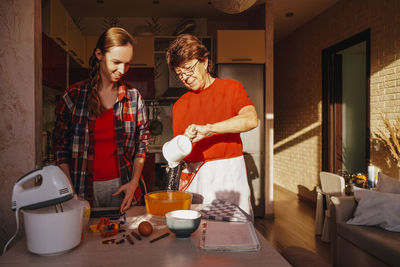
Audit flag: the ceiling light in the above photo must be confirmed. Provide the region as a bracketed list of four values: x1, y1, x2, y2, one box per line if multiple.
[211, 0, 256, 14]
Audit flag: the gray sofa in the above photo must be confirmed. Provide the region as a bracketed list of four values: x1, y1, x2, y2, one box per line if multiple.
[330, 196, 400, 267]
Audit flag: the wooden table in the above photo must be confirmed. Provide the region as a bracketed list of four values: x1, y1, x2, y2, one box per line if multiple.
[0, 206, 290, 267]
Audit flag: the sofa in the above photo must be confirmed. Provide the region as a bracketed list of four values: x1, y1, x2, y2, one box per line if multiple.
[330, 196, 400, 267]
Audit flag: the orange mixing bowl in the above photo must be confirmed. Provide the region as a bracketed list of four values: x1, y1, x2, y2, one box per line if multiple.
[145, 191, 192, 216]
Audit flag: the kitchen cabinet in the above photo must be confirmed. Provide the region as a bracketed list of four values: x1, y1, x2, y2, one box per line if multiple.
[49, 0, 68, 49]
[153, 36, 212, 98]
[85, 36, 155, 68]
[46, 0, 87, 67]
[69, 57, 89, 86]
[67, 16, 86, 66]
[123, 68, 155, 100]
[217, 30, 265, 63]
[154, 36, 212, 54]
[42, 33, 67, 91]
[81, 35, 87, 68]
[132, 36, 154, 68]
[86, 35, 98, 67]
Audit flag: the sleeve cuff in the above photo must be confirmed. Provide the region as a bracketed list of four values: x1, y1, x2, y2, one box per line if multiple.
[134, 152, 147, 159]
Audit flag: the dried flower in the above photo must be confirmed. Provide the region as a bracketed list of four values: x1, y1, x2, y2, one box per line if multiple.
[373, 114, 400, 167]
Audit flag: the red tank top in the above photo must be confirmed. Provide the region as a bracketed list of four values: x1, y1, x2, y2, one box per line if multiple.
[93, 108, 119, 181]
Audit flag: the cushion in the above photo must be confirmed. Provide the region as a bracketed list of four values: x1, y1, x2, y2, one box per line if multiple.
[376, 172, 400, 194]
[347, 189, 400, 232]
[337, 222, 400, 266]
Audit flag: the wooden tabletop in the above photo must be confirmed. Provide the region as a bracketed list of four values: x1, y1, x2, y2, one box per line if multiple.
[0, 205, 290, 267]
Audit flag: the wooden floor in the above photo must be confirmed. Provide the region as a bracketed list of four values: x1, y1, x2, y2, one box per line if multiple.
[254, 185, 331, 264]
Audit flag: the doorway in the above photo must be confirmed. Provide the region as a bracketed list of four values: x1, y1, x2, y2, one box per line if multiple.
[322, 30, 370, 174]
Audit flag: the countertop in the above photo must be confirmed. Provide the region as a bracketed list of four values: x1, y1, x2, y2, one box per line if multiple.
[0, 206, 290, 267]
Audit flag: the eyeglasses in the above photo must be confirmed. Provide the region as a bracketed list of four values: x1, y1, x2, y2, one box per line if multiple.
[175, 60, 199, 79]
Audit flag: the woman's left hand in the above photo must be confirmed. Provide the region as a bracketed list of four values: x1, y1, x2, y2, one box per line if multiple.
[112, 180, 138, 212]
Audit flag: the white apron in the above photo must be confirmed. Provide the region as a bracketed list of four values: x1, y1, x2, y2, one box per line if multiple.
[179, 155, 253, 218]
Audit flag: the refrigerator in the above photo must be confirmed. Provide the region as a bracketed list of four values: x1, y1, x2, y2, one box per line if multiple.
[217, 64, 265, 217]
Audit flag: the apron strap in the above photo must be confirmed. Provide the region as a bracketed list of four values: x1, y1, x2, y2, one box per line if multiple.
[179, 162, 205, 191]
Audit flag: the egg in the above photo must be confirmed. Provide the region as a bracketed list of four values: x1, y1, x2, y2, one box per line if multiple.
[138, 221, 153, 236]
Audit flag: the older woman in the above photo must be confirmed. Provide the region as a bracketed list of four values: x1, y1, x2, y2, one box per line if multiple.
[166, 34, 258, 217]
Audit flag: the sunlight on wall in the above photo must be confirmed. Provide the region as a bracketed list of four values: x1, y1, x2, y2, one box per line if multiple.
[274, 102, 322, 196]
[274, 102, 322, 151]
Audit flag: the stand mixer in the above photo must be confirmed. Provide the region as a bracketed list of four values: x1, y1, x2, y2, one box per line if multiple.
[4, 165, 90, 256]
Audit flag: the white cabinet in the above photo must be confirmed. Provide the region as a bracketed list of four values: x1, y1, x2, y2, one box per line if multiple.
[217, 30, 265, 63]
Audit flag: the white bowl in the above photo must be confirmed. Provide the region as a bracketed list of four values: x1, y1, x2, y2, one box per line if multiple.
[165, 210, 201, 238]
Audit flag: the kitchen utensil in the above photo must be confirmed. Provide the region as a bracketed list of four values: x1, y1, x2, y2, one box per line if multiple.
[4, 165, 90, 256]
[162, 135, 192, 168]
[162, 135, 191, 190]
[144, 191, 192, 216]
[97, 217, 119, 238]
[12, 165, 74, 211]
[22, 197, 87, 256]
[165, 210, 201, 238]
[149, 106, 163, 136]
[165, 163, 183, 190]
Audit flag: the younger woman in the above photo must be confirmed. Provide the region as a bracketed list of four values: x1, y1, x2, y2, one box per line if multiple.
[53, 27, 150, 212]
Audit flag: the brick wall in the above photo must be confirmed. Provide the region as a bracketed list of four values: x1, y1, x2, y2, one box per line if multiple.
[274, 0, 400, 202]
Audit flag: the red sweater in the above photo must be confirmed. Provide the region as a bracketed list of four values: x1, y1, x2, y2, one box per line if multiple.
[173, 78, 253, 162]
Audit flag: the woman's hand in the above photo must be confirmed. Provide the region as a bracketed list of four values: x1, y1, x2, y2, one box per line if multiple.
[112, 180, 138, 212]
[182, 105, 258, 143]
[184, 124, 197, 141]
[184, 124, 213, 143]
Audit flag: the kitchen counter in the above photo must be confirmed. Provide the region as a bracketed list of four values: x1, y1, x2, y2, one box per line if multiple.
[0, 206, 290, 267]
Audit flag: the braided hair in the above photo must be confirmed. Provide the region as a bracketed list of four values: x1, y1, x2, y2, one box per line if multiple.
[87, 27, 135, 116]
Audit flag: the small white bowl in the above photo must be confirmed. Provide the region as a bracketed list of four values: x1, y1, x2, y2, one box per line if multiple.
[165, 210, 201, 238]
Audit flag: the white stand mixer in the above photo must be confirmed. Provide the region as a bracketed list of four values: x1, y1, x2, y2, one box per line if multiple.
[4, 165, 90, 256]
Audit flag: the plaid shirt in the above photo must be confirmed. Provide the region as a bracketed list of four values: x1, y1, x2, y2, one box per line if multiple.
[53, 79, 150, 203]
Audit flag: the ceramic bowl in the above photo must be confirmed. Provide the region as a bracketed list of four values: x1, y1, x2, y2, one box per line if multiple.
[165, 210, 201, 238]
[145, 191, 192, 216]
